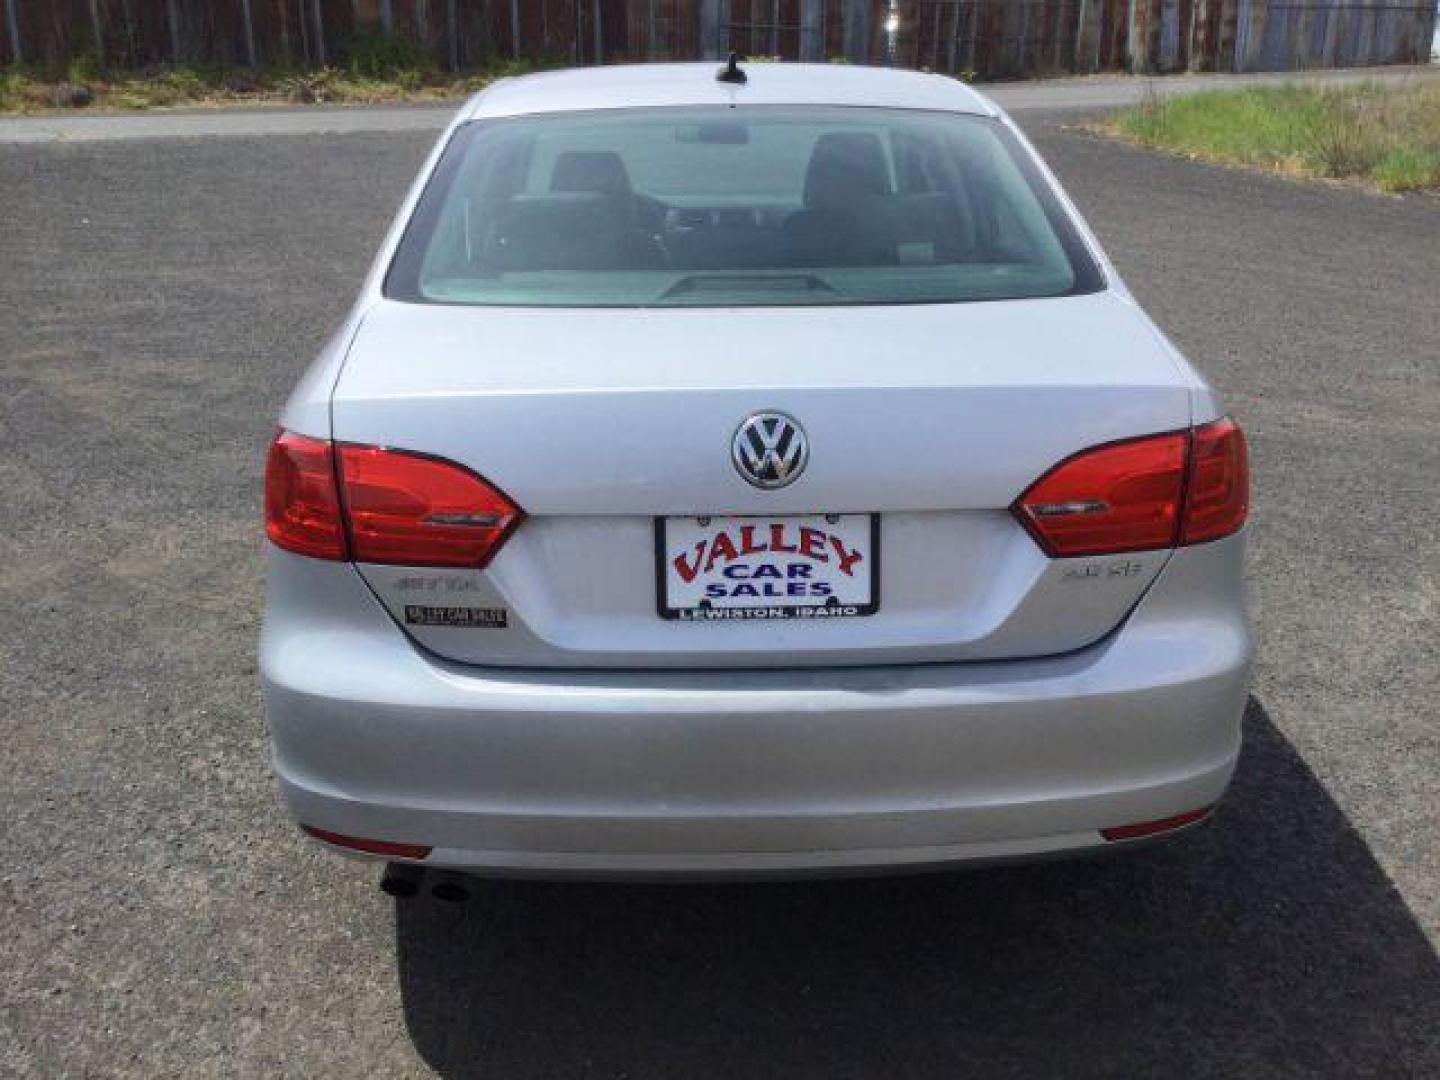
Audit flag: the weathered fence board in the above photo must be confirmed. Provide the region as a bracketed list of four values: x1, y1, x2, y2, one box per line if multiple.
[1, 0, 1434, 77]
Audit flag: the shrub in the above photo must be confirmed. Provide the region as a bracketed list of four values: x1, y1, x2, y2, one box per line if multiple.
[1372, 147, 1440, 192]
[1106, 82, 1440, 193]
[345, 30, 435, 80]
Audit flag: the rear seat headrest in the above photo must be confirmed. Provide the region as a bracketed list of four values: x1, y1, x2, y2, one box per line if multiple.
[484, 193, 658, 272]
[803, 132, 891, 212]
[550, 151, 634, 198]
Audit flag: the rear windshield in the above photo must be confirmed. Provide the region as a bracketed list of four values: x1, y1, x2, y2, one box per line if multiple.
[386, 106, 1104, 308]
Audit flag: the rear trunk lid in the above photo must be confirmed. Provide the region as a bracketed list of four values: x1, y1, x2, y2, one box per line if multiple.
[332, 292, 1192, 668]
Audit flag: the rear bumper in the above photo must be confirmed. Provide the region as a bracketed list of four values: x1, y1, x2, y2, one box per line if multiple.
[262, 534, 1250, 876]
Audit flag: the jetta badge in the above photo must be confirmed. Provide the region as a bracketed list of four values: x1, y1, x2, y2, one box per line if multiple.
[732, 412, 808, 490]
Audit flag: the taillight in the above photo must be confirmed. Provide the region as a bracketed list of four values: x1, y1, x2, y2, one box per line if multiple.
[336, 443, 522, 568]
[1012, 432, 1188, 557]
[1012, 418, 1248, 557]
[264, 431, 347, 560]
[263, 431, 523, 567]
[1181, 418, 1249, 545]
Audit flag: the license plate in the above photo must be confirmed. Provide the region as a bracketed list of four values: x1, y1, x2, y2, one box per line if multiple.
[656, 514, 878, 621]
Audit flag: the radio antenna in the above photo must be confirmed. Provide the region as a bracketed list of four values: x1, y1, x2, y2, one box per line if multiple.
[716, 52, 748, 85]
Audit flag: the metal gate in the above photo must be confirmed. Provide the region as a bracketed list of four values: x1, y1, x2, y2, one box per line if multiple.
[704, 0, 830, 60]
[904, 1, 1085, 76]
[4, 0, 1435, 77]
[699, 1, 1137, 77]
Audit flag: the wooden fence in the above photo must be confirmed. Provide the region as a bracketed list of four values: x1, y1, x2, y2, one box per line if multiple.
[2, 0, 1434, 76]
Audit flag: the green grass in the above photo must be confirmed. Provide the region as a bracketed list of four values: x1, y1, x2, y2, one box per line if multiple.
[0, 47, 559, 113]
[1105, 81, 1440, 193]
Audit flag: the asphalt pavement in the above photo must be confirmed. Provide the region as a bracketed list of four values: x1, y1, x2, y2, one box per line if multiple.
[1, 91, 1437, 1076]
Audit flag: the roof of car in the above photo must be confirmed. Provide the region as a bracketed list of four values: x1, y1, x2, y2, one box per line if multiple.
[461, 62, 999, 122]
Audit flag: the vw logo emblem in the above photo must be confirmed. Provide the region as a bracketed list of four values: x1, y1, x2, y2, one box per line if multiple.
[732, 412, 808, 490]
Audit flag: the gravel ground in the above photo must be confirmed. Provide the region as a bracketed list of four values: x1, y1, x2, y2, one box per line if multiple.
[0, 109, 1436, 1076]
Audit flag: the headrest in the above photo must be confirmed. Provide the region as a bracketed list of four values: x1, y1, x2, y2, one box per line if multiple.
[550, 151, 633, 198]
[803, 132, 890, 211]
[486, 193, 633, 271]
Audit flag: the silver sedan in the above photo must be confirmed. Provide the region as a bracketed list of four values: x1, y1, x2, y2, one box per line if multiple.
[261, 61, 1251, 882]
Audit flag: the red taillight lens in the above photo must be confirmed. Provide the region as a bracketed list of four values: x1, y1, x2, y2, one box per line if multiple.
[336, 443, 522, 568]
[1013, 418, 1249, 557]
[264, 431, 523, 567]
[1012, 432, 1189, 557]
[264, 431, 347, 560]
[1181, 418, 1249, 545]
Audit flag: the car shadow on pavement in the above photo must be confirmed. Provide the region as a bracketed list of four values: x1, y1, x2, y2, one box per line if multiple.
[394, 698, 1440, 1078]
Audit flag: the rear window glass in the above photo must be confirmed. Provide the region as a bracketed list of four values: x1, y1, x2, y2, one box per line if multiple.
[386, 106, 1104, 308]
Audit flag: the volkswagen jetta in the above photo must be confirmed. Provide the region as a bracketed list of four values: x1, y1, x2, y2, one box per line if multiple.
[262, 61, 1251, 879]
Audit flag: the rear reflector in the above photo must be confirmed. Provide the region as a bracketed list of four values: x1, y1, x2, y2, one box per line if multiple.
[301, 825, 432, 860]
[264, 431, 347, 560]
[1101, 805, 1215, 842]
[263, 431, 523, 568]
[1012, 418, 1249, 558]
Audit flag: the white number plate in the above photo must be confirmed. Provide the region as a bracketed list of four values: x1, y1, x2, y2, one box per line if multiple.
[657, 514, 878, 621]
